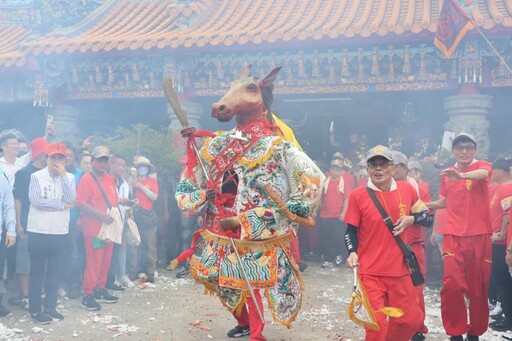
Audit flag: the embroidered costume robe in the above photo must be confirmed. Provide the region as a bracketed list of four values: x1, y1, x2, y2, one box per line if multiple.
[175, 125, 324, 326]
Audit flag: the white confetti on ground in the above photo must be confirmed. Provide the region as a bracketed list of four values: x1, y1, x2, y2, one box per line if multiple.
[91, 314, 120, 324]
[424, 287, 510, 340]
[165, 278, 194, 289]
[106, 323, 140, 336]
[0, 324, 25, 341]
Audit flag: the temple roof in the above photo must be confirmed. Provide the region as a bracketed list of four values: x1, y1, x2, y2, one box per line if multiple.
[0, 24, 32, 67]
[1, 0, 512, 67]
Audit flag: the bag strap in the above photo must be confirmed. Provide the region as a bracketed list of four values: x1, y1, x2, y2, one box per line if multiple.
[365, 187, 410, 256]
[91, 173, 112, 209]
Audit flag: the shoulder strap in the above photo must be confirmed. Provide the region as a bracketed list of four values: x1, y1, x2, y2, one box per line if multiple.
[365, 187, 410, 256]
[91, 173, 112, 209]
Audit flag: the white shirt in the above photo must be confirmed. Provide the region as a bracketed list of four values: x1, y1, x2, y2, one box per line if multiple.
[0, 153, 30, 188]
[115, 177, 130, 222]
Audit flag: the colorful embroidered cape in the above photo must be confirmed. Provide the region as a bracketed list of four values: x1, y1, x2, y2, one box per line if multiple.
[175, 122, 324, 327]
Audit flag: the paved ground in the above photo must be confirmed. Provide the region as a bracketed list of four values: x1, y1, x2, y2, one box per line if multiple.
[0, 263, 509, 340]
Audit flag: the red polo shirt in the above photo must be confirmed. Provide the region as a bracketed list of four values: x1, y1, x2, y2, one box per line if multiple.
[344, 181, 420, 277]
[320, 173, 353, 218]
[76, 172, 118, 238]
[440, 160, 492, 236]
[135, 176, 159, 211]
[490, 181, 512, 245]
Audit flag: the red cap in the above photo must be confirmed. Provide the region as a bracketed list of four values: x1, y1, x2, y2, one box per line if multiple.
[47, 142, 67, 157]
[30, 137, 49, 161]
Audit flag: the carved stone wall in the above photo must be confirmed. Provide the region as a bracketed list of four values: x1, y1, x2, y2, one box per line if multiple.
[444, 94, 493, 157]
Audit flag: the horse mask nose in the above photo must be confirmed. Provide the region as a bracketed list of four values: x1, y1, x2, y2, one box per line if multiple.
[211, 102, 228, 118]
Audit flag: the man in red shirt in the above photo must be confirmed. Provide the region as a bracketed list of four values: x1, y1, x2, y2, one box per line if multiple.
[133, 156, 159, 283]
[77, 146, 119, 311]
[391, 151, 431, 341]
[426, 133, 492, 341]
[488, 157, 512, 331]
[344, 145, 432, 341]
[409, 160, 431, 200]
[318, 159, 353, 268]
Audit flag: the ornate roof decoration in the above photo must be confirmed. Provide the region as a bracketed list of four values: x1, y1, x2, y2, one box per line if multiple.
[0, 24, 32, 67]
[0, 0, 102, 28]
[21, 0, 209, 55]
[0, 0, 511, 68]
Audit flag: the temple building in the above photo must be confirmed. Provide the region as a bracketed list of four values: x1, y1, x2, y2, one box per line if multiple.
[0, 0, 511, 160]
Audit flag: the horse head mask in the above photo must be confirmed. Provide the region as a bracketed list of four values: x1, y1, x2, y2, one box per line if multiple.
[211, 65, 282, 126]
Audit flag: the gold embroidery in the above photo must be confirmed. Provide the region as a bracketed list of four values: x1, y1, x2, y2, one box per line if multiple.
[466, 180, 473, 190]
[399, 203, 407, 217]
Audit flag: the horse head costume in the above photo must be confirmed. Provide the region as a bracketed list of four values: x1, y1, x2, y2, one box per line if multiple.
[174, 64, 324, 337]
[212, 65, 280, 125]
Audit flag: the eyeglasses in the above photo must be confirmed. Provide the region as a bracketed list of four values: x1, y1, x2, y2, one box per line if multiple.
[368, 162, 392, 169]
[453, 144, 476, 152]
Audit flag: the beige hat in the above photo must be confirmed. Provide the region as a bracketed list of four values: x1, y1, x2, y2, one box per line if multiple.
[408, 160, 422, 171]
[135, 156, 156, 173]
[452, 132, 477, 149]
[366, 145, 393, 163]
[332, 152, 344, 160]
[91, 145, 110, 159]
[392, 151, 408, 166]
[330, 159, 343, 168]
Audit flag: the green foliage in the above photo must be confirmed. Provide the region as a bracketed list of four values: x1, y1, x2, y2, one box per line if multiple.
[95, 124, 181, 184]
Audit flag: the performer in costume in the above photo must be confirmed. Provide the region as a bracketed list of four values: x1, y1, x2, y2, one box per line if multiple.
[173, 66, 324, 340]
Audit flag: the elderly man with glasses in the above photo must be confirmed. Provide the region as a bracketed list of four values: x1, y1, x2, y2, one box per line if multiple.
[344, 145, 432, 341]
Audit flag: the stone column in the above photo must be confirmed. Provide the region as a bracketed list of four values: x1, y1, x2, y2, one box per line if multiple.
[167, 101, 204, 132]
[48, 103, 80, 142]
[443, 94, 493, 157]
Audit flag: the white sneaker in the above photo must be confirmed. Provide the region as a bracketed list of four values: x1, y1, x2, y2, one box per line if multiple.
[119, 275, 134, 288]
[321, 261, 334, 268]
[490, 302, 503, 317]
[335, 255, 343, 266]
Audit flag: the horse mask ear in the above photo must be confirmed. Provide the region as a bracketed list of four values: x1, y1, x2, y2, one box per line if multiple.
[238, 64, 252, 78]
[260, 66, 282, 88]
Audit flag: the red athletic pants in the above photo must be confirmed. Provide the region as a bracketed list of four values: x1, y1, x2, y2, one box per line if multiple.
[234, 290, 266, 341]
[411, 242, 428, 334]
[441, 234, 491, 336]
[290, 234, 303, 264]
[361, 274, 423, 341]
[83, 236, 113, 295]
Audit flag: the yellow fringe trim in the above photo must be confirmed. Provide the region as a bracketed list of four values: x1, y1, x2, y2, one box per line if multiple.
[188, 233, 303, 327]
[189, 257, 248, 317]
[200, 229, 293, 253]
[264, 246, 304, 329]
[199, 136, 283, 171]
[237, 137, 283, 169]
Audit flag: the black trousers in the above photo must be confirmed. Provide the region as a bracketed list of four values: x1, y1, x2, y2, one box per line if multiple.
[0, 228, 16, 283]
[28, 232, 67, 314]
[318, 217, 347, 263]
[491, 243, 512, 318]
[62, 223, 85, 288]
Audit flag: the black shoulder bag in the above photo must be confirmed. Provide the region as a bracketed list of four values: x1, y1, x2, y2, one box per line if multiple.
[366, 187, 425, 286]
[90, 173, 113, 209]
